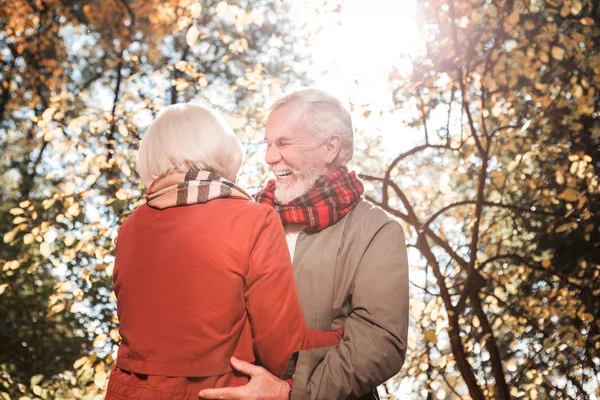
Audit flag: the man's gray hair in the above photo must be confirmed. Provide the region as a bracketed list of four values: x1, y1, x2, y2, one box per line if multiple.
[270, 89, 354, 167]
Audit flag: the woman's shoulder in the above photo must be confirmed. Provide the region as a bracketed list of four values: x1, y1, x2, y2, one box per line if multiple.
[217, 197, 275, 216]
[120, 200, 278, 229]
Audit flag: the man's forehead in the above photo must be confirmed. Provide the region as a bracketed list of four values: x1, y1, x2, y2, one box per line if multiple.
[269, 100, 310, 122]
[266, 110, 307, 138]
[263, 132, 295, 142]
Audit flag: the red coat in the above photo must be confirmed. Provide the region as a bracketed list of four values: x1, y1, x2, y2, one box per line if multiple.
[106, 198, 340, 399]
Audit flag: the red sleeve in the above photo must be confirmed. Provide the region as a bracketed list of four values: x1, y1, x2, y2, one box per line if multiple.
[245, 208, 341, 377]
[302, 325, 344, 349]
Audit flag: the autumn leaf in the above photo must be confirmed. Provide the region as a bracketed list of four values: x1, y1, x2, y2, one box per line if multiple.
[190, 3, 202, 18]
[556, 222, 578, 233]
[503, 11, 519, 32]
[551, 46, 565, 61]
[558, 188, 580, 202]
[109, 328, 121, 343]
[40, 242, 51, 258]
[423, 330, 437, 344]
[185, 25, 200, 47]
[94, 363, 107, 388]
[0, 283, 9, 295]
[580, 17, 594, 26]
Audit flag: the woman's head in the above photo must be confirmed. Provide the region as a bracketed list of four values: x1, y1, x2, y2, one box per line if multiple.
[136, 103, 244, 187]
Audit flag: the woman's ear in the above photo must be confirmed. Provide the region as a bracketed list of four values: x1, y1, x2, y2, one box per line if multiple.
[323, 134, 342, 165]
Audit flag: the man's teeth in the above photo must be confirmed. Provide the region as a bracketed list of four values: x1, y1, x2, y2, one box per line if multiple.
[275, 170, 292, 178]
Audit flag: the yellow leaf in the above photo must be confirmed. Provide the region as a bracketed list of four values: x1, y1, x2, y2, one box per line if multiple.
[94, 362, 107, 388]
[216, 1, 228, 17]
[541, 257, 551, 268]
[70, 302, 84, 313]
[23, 233, 34, 245]
[94, 369, 107, 388]
[19, 200, 31, 208]
[490, 171, 506, 188]
[551, 46, 565, 60]
[423, 329, 437, 344]
[49, 303, 65, 315]
[0, 283, 9, 295]
[3, 230, 16, 244]
[486, 4, 498, 18]
[42, 198, 56, 209]
[115, 189, 128, 200]
[185, 25, 200, 47]
[9, 208, 24, 215]
[190, 3, 202, 18]
[579, 313, 594, 322]
[40, 242, 51, 258]
[559, 188, 580, 202]
[571, 1, 583, 15]
[32, 385, 42, 396]
[556, 222, 578, 233]
[109, 328, 121, 343]
[64, 235, 76, 246]
[524, 20, 535, 30]
[93, 333, 108, 348]
[42, 107, 57, 122]
[503, 11, 520, 31]
[67, 203, 80, 217]
[494, 287, 505, 298]
[73, 356, 88, 369]
[30, 374, 43, 387]
[118, 124, 128, 137]
[580, 17, 594, 26]
[175, 81, 189, 91]
[3, 260, 20, 271]
[570, 123, 584, 131]
[438, 173, 451, 194]
[12, 216, 27, 224]
[506, 283, 518, 295]
[175, 61, 188, 71]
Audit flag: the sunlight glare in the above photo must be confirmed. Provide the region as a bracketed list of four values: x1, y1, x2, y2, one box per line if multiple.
[303, 0, 421, 106]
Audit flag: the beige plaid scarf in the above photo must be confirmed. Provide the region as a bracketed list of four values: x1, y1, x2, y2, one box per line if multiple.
[146, 166, 252, 209]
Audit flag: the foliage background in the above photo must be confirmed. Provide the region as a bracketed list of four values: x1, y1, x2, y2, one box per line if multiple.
[0, 0, 598, 399]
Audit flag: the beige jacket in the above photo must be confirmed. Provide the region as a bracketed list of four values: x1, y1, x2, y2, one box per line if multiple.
[286, 200, 409, 400]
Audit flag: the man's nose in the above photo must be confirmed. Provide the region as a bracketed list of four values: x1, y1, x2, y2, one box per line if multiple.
[265, 145, 282, 165]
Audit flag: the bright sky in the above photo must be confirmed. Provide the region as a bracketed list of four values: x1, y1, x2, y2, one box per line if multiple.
[301, 0, 420, 99]
[292, 1, 422, 396]
[292, 0, 424, 160]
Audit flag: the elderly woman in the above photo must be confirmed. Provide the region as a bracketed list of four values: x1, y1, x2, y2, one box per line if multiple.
[105, 104, 342, 399]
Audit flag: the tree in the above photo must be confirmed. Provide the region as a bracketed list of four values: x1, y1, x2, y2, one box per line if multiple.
[363, 0, 599, 398]
[1, 0, 304, 398]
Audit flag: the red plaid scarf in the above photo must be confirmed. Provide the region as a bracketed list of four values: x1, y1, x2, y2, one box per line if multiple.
[255, 167, 364, 232]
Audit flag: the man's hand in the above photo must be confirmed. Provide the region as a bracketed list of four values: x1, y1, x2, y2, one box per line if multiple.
[198, 357, 290, 400]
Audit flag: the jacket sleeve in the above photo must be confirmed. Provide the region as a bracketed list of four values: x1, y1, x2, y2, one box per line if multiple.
[245, 208, 341, 377]
[290, 221, 409, 400]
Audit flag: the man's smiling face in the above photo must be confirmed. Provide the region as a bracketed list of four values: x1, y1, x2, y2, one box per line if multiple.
[264, 102, 329, 204]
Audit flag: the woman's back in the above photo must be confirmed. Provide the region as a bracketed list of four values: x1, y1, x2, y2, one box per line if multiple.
[114, 198, 279, 378]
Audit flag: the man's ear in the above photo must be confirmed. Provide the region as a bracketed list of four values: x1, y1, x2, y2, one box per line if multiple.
[323, 134, 342, 165]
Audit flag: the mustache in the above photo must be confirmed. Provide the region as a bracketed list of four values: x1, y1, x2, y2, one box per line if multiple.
[270, 164, 296, 172]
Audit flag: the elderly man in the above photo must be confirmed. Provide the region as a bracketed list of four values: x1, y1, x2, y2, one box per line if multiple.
[200, 89, 409, 400]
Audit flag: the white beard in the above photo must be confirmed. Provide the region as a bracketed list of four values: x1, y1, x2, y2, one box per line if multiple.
[273, 161, 322, 205]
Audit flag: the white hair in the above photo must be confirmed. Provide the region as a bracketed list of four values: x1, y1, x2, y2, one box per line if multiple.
[136, 103, 244, 188]
[270, 88, 354, 167]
